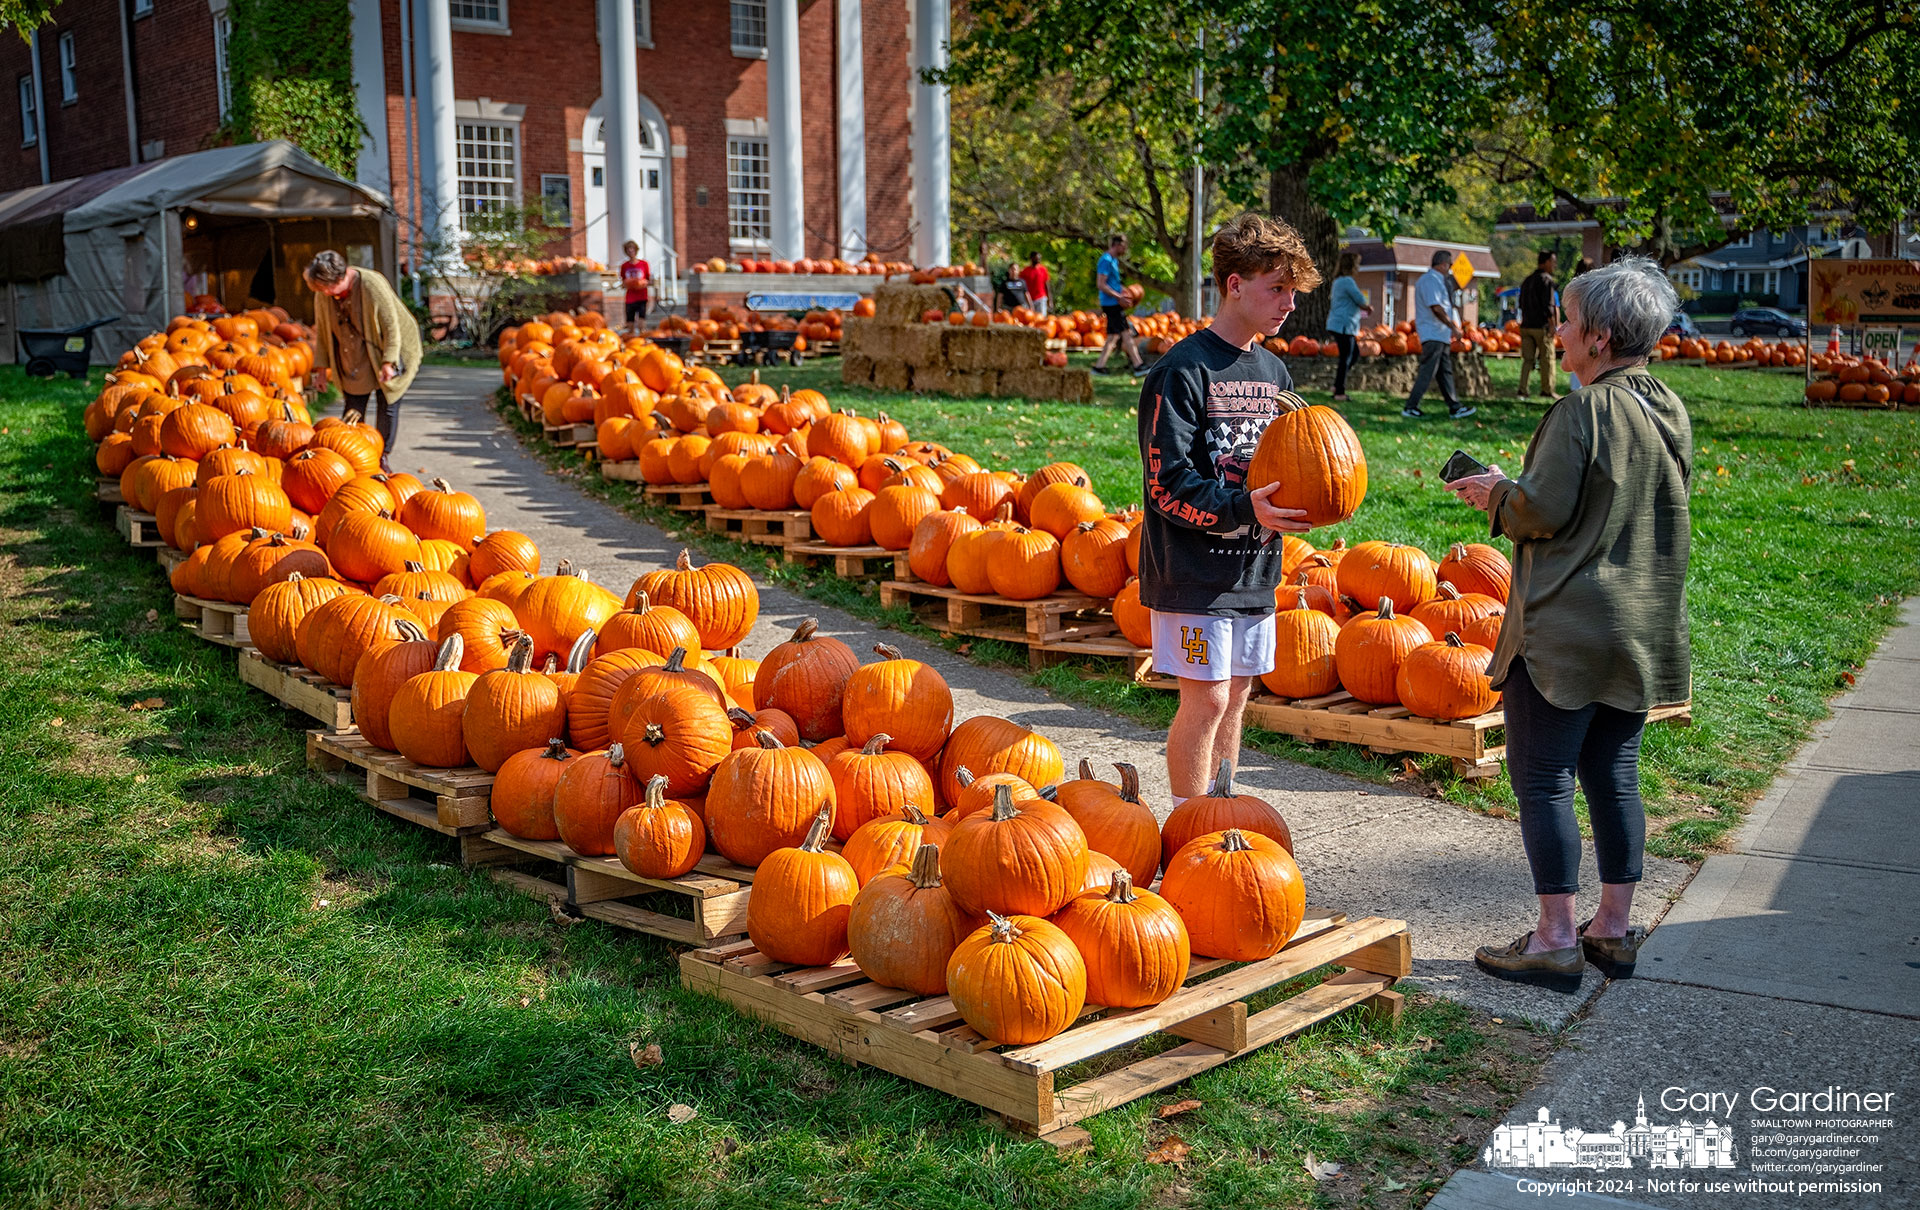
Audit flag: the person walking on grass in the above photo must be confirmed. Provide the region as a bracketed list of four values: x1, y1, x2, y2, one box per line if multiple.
[1446, 256, 1692, 992]
[1018, 252, 1052, 317]
[1325, 250, 1372, 402]
[1403, 249, 1476, 420]
[1137, 212, 1320, 807]
[1517, 249, 1561, 398]
[619, 241, 651, 335]
[305, 251, 422, 473]
[1093, 234, 1146, 377]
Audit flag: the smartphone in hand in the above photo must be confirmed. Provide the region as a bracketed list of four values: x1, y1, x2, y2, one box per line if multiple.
[1441, 449, 1490, 483]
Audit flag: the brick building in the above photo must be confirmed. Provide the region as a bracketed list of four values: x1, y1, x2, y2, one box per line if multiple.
[0, 0, 948, 293]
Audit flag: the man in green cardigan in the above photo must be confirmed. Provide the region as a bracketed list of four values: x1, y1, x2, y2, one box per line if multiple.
[305, 251, 423, 471]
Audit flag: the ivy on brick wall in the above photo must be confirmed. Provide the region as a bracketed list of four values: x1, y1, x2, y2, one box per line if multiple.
[220, 0, 365, 178]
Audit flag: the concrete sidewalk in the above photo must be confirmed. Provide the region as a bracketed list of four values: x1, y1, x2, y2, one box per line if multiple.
[1438, 598, 1920, 1208]
[392, 366, 1691, 1026]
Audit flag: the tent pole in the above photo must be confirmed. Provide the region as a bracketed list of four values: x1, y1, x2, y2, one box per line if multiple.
[400, 0, 420, 304]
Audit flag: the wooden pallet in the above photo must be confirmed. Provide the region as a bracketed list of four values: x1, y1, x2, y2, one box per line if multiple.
[545, 422, 595, 448]
[877, 579, 1115, 646]
[601, 459, 647, 481]
[115, 506, 164, 547]
[1243, 690, 1693, 779]
[645, 482, 715, 510]
[803, 340, 842, 359]
[236, 647, 354, 731]
[174, 593, 252, 648]
[782, 541, 895, 578]
[1029, 632, 1155, 678]
[705, 507, 813, 545]
[681, 908, 1409, 1150]
[461, 830, 756, 946]
[96, 478, 124, 505]
[154, 546, 186, 576]
[306, 729, 494, 836]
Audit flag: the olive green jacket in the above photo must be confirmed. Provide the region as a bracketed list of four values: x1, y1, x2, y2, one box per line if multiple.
[311, 267, 422, 402]
[1485, 366, 1694, 712]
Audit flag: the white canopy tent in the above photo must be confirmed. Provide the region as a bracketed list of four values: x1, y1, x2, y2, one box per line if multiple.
[0, 140, 395, 364]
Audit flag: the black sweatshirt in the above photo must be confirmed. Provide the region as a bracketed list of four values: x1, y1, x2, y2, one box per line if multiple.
[1136, 328, 1293, 615]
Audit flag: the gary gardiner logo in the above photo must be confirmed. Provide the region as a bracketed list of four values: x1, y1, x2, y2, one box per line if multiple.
[1484, 1094, 1738, 1170]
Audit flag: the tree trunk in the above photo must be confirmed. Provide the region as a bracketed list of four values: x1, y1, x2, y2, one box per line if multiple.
[1268, 161, 1340, 339]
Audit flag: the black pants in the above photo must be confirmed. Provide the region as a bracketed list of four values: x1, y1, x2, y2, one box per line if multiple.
[1505, 659, 1648, 895]
[1330, 332, 1358, 396]
[1407, 339, 1459, 410]
[342, 388, 395, 471]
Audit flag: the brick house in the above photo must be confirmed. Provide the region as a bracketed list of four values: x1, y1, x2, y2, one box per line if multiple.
[1343, 237, 1500, 330]
[0, 0, 944, 301]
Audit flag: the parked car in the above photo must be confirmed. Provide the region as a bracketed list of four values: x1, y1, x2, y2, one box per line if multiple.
[1666, 312, 1702, 339]
[1730, 307, 1807, 337]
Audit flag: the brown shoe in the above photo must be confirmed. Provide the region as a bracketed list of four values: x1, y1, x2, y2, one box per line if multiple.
[1474, 931, 1585, 992]
[1579, 920, 1646, 980]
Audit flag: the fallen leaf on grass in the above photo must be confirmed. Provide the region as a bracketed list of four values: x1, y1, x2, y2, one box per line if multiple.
[1382, 1177, 1408, 1191]
[144, 609, 159, 622]
[129, 697, 166, 711]
[630, 1041, 664, 1070]
[667, 1103, 699, 1124]
[49, 718, 64, 728]
[1157, 1099, 1203, 1120]
[1304, 1154, 1344, 1181]
[519, 997, 532, 1008]
[133, 774, 147, 783]
[548, 899, 585, 927]
[1400, 758, 1420, 779]
[1144, 1136, 1190, 1166]
[1410, 1035, 1436, 1052]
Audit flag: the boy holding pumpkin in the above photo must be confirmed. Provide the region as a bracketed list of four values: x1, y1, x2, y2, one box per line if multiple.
[1136, 212, 1320, 805]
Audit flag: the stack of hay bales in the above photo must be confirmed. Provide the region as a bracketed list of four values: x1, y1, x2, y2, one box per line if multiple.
[843, 283, 1094, 403]
[1281, 349, 1492, 399]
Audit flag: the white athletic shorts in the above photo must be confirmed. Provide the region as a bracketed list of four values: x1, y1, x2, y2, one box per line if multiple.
[1149, 611, 1277, 681]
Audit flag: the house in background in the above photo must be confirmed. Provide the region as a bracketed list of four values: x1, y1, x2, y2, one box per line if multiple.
[1341, 237, 1501, 330]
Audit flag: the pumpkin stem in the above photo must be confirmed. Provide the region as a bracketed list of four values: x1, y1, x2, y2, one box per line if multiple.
[907, 843, 942, 889]
[1437, 581, 1461, 600]
[540, 653, 560, 674]
[286, 572, 305, 583]
[1077, 757, 1095, 781]
[1449, 541, 1468, 561]
[642, 722, 666, 745]
[675, 548, 692, 571]
[861, 733, 893, 755]
[607, 742, 626, 767]
[542, 738, 569, 760]
[985, 911, 1021, 943]
[644, 774, 669, 810]
[1115, 762, 1141, 803]
[898, 801, 931, 826]
[432, 477, 453, 492]
[400, 559, 425, 573]
[1107, 869, 1138, 904]
[799, 805, 833, 852]
[726, 706, 757, 731]
[1075, 520, 1096, 534]
[871, 642, 903, 662]
[753, 729, 785, 750]
[432, 632, 464, 671]
[1037, 784, 1058, 801]
[1219, 828, 1253, 853]
[565, 629, 596, 673]
[1377, 597, 1396, 620]
[505, 632, 535, 673]
[1445, 631, 1466, 648]
[1291, 587, 1312, 611]
[954, 766, 976, 788]
[631, 590, 653, 614]
[988, 783, 1020, 821]
[789, 618, 819, 643]
[1207, 757, 1234, 799]
[395, 619, 429, 642]
[663, 646, 689, 672]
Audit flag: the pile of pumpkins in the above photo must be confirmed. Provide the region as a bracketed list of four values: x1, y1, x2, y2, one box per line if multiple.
[691, 254, 981, 279]
[641, 305, 846, 353]
[1803, 352, 1920, 406]
[1113, 535, 1514, 722]
[1265, 319, 1520, 361]
[1667, 334, 1808, 367]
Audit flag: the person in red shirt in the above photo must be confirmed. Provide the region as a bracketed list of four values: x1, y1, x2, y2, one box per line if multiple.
[1017, 252, 1051, 316]
[619, 240, 650, 333]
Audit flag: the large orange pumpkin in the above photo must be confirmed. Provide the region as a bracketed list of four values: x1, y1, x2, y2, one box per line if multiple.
[1161, 828, 1306, 960]
[1244, 392, 1367, 527]
[847, 843, 979, 994]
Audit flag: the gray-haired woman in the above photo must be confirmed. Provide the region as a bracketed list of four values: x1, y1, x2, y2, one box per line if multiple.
[1445, 255, 1693, 992]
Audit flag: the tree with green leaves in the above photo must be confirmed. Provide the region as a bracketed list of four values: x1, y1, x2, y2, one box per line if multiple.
[938, 0, 1492, 335]
[219, 0, 366, 178]
[1475, 1, 1919, 264]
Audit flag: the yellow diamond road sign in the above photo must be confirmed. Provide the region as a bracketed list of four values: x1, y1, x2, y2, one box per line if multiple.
[1451, 252, 1476, 290]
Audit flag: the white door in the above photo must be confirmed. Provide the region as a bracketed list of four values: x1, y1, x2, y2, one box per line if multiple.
[582, 96, 672, 275]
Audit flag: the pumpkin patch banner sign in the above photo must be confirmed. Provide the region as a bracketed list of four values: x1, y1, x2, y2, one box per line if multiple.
[1808, 258, 1920, 326]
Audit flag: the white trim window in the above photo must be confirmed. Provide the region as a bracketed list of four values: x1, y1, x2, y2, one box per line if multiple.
[449, 0, 507, 31]
[1727, 232, 1754, 250]
[18, 75, 37, 146]
[213, 11, 234, 119]
[1734, 270, 1780, 296]
[1668, 267, 1703, 292]
[726, 135, 771, 248]
[57, 32, 76, 103]
[634, 0, 652, 48]
[456, 119, 519, 221]
[731, 0, 767, 57]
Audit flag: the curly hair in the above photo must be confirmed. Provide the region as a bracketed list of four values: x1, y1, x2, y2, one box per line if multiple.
[1211, 212, 1323, 293]
[304, 250, 349, 285]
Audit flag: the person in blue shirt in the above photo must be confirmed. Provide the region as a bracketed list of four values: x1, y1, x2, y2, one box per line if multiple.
[1324, 250, 1372, 402]
[1092, 234, 1147, 377]
[1403, 249, 1476, 420]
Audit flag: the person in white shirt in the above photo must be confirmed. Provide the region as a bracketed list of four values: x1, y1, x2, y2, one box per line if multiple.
[1403, 250, 1475, 420]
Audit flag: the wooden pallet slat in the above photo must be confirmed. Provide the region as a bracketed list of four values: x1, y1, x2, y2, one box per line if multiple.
[237, 647, 353, 730]
[115, 506, 164, 548]
[877, 580, 1115, 645]
[782, 541, 895, 578]
[705, 507, 813, 546]
[644, 483, 716, 511]
[600, 460, 647, 481]
[173, 593, 251, 648]
[96, 478, 125, 505]
[462, 829, 753, 945]
[544, 422, 595, 448]
[306, 729, 493, 835]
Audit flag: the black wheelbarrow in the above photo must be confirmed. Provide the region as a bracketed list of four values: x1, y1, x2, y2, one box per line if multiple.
[19, 316, 119, 379]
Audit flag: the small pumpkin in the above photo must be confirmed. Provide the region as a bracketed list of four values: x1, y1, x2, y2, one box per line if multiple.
[1396, 632, 1499, 720]
[1052, 760, 1160, 889]
[627, 549, 759, 650]
[619, 675, 735, 797]
[1409, 582, 1504, 650]
[1160, 829, 1306, 961]
[840, 642, 952, 763]
[945, 911, 1087, 1044]
[613, 774, 707, 879]
[1336, 541, 1437, 611]
[705, 731, 838, 868]
[1052, 869, 1191, 1008]
[389, 634, 480, 768]
[825, 734, 937, 842]
[1436, 541, 1511, 603]
[941, 784, 1089, 918]
[296, 591, 410, 686]
[1160, 758, 1294, 870]
[842, 801, 942, 885]
[906, 506, 980, 587]
[746, 806, 859, 965]
[463, 633, 568, 772]
[847, 843, 979, 994]
[595, 590, 701, 660]
[552, 742, 644, 857]
[754, 619, 859, 743]
[492, 737, 578, 841]
[350, 618, 438, 751]
[249, 573, 351, 664]
[1262, 587, 1342, 699]
[1334, 597, 1434, 705]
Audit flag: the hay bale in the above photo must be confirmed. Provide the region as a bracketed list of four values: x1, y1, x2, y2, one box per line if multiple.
[873, 282, 953, 326]
[945, 370, 999, 398]
[841, 352, 875, 386]
[1053, 367, 1095, 404]
[841, 316, 878, 357]
[896, 323, 950, 368]
[871, 360, 914, 392]
[911, 365, 952, 395]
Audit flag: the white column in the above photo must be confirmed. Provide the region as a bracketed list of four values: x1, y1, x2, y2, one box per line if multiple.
[350, 0, 390, 195]
[836, 0, 867, 260]
[767, 0, 806, 261]
[411, 0, 459, 262]
[599, 0, 645, 263]
[909, 0, 950, 267]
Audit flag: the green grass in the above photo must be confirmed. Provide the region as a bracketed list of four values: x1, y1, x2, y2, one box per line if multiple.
[678, 353, 1920, 860]
[1, 367, 1545, 1207]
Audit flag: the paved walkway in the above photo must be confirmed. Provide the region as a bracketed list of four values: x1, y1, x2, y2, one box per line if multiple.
[397, 366, 1688, 1026]
[1434, 598, 1920, 1208]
